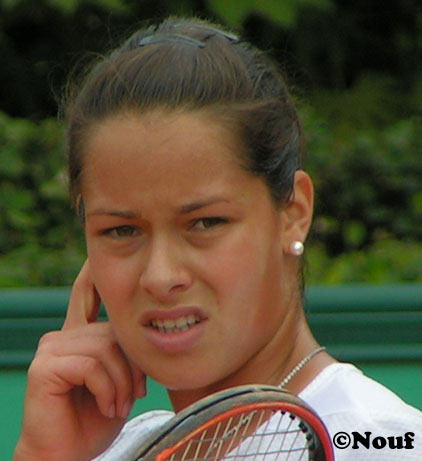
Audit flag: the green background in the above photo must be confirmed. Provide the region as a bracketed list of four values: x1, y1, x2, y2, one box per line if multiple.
[0, 0, 421, 288]
[2, 285, 422, 460]
[1, 1, 421, 459]
[2, 363, 421, 460]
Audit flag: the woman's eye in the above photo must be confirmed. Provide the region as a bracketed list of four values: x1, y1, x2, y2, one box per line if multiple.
[102, 225, 138, 238]
[192, 217, 226, 230]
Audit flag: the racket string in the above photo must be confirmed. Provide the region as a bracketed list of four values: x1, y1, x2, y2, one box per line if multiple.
[167, 408, 314, 460]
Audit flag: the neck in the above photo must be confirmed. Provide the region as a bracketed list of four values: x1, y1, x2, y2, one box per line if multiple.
[167, 306, 333, 412]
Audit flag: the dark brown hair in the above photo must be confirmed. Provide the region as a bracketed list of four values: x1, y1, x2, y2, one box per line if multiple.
[65, 16, 304, 209]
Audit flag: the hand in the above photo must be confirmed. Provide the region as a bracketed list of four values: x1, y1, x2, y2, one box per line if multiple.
[13, 261, 146, 461]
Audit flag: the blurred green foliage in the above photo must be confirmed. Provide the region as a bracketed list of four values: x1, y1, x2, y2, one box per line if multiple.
[0, 0, 421, 286]
[0, 113, 85, 286]
[1, 105, 420, 286]
[207, 0, 333, 27]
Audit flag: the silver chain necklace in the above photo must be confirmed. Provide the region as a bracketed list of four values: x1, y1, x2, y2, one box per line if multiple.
[278, 346, 326, 388]
[206, 345, 327, 454]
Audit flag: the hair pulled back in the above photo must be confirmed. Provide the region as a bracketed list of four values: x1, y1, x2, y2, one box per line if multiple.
[65, 16, 304, 208]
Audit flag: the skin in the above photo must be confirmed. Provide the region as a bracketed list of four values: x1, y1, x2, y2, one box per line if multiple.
[14, 110, 335, 461]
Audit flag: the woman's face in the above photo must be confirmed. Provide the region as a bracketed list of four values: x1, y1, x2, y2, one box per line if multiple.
[81, 110, 299, 393]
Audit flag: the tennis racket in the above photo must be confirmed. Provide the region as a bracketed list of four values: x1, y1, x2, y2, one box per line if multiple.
[132, 384, 334, 460]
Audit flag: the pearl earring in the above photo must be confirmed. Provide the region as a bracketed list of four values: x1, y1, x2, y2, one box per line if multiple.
[290, 241, 304, 256]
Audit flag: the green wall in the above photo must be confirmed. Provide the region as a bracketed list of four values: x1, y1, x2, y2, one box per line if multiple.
[2, 284, 422, 459]
[3, 363, 421, 461]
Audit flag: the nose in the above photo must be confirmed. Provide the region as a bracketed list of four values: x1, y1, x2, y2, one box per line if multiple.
[139, 235, 193, 302]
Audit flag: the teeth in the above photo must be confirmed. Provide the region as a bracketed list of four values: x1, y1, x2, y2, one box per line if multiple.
[175, 317, 188, 329]
[150, 315, 201, 333]
[164, 319, 175, 329]
[187, 315, 196, 326]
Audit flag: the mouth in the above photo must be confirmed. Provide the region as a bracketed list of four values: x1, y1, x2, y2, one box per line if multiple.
[148, 314, 202, 334]
[141, 307, 207, 354]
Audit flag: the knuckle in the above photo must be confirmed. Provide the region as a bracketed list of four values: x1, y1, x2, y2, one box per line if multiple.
[80, 355, 100, 373]
[27, 354, 55, 384]
[96, 335, 121, 358]
[27, 357, 45, 381]
[37, 330, 60, 349]
[107, 340, 122, 356]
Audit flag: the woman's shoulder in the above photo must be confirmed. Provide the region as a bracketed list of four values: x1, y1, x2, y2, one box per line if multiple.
[122, 409, 175, 433]
[300, 362, 422, 459]
[92, 409, 174, 461]
[300, 362, 421, 419]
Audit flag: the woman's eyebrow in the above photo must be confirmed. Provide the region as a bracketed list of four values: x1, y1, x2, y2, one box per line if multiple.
[87, 209, 140, 219]
[176, 197, 231, 214]
[87, 197, 231, 218]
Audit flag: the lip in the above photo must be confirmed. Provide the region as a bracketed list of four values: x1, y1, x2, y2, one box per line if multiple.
[140, 306, 208, 355]
[140, 306, 208, 326]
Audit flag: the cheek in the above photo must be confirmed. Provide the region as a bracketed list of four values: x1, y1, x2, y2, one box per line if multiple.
[202, 228, 284, 311]
[87, 243, 140, 310]
[202, 233, 287, 364]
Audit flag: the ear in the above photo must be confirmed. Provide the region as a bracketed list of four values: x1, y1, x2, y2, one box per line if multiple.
[280, 170, 314, 253]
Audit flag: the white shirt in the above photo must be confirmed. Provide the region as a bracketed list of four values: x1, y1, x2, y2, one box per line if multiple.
[93, 363, 422, 460]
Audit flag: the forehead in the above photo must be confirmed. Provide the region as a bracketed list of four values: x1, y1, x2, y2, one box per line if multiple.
[80, 110, 265, 209]
[83, 110, 242, 170]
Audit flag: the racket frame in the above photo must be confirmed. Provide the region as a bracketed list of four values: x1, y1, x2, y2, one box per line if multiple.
[133, 385, 334, 461]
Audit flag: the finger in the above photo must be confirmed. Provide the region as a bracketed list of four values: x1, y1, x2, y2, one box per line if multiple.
[129, 361, 147, 399]
[29, 354, 117, 419]
[81, 357, 118, 419]
[63, 260, 101, 330]
[39, 324, 135, 419]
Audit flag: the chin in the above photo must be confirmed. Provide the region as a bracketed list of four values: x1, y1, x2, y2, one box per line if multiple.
[145, 362, 228, 392]
[152, 370, 215, 391]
